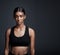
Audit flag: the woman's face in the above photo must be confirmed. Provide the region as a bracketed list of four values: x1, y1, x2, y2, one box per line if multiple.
[15, 11, 26, 25]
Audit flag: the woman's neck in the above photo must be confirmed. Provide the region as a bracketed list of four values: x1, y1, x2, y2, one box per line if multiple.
[16, 23, 25, 30]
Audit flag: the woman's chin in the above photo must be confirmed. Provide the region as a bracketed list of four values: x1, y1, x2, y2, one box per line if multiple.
[17, 22, 22, 25]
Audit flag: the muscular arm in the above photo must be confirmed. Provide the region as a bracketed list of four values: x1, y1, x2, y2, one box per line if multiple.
[4, 28, 11, 55]
[29, 28, 35, 55]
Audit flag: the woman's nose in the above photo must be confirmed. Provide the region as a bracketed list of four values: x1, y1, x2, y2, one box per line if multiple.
[18, 16, 21, 19]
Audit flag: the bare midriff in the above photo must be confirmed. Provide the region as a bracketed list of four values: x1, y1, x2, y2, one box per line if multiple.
[11, 46, 29, 55]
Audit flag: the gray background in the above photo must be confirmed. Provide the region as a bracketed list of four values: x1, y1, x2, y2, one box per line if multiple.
[0, 0, 60, 55]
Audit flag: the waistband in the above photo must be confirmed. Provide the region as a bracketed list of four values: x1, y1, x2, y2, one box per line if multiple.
[8, 52, 29, 55]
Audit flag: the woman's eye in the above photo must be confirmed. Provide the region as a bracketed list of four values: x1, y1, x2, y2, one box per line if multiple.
[20, 15, 23, 17]
[15, 15, 24, 18]
[15, 15, 18, 18]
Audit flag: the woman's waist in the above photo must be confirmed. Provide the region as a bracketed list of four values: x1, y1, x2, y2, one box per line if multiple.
[10, 46, 29, 54]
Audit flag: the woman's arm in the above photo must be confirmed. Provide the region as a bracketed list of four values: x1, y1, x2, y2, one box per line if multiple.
[4, 28, 11, 55]
[29, 28, 35, 55]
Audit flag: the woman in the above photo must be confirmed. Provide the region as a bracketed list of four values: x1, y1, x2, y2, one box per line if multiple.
[4, 7, 35, 55]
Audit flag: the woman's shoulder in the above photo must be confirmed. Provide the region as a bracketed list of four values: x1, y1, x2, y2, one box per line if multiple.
[5, 26, 15, 37]
[5, 25, 15, 35]
[27, 26, 35, 32]
[5, 27, 11, 35]
[29, 27, 35, 32]
[28, 26, 35, 37]
[6, 26, 15, 31]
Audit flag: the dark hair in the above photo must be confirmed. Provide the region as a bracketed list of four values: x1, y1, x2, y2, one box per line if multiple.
[13, 7, 26, 18]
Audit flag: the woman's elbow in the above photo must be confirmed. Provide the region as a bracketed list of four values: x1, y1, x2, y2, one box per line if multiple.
[4, 48, 9, 55]
[31, 48, 35, 55]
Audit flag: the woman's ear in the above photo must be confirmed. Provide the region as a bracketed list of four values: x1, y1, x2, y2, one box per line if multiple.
[24, 15, 26, 19]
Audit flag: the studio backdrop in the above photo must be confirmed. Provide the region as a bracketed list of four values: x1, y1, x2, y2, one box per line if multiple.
[0, 0, 60, 55]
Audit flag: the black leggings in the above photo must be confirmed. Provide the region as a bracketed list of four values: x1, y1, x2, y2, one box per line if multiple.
[9, 52, 28, 55]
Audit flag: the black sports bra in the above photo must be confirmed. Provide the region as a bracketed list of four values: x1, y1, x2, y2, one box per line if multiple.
[9, 26, 30, 47]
